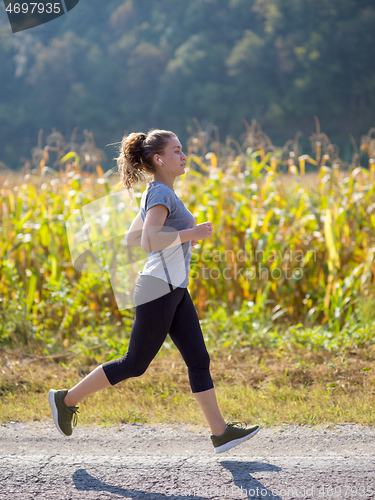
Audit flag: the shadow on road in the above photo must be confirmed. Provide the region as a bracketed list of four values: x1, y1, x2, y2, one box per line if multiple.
[221, 460, 282, 499]
[73, 469, 208, 499]
[73, 460, 283, 499]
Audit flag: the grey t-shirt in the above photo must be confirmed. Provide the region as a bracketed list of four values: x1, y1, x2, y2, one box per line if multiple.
[138, 181, 196, 288]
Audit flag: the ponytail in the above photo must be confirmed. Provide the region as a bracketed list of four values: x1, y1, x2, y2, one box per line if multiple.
[114, 129, 177, 199]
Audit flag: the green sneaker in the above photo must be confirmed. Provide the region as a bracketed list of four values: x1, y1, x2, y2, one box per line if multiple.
[211, 422, 260, 453]
[48, 389, 79, 437]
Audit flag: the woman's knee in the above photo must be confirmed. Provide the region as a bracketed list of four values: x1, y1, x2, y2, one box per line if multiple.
[114, 353, 150, 378]
[193, 347, 211, 369]
[130, 363, 149, 378]
[102, 353, 149, 384]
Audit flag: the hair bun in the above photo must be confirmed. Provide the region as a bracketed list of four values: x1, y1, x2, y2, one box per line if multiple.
[139, 133, 147, 144]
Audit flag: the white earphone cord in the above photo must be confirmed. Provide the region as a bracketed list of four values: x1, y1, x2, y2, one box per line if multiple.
[159, 159, 174, 190]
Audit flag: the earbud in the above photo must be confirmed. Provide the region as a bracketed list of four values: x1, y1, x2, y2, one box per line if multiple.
[157, 158, 174, 188]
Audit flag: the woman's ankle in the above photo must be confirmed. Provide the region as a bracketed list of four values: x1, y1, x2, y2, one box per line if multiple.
[212, 423, 227, 437]
[63, 391, 76, 407]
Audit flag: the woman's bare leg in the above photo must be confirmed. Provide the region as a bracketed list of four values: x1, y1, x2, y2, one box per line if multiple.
[63, 365, 111, 407]
[64, 368, 227, 435]
[193, 387, 227, 436]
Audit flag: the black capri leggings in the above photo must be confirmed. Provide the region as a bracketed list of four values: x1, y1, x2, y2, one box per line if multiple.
[102, 275, 214, 393]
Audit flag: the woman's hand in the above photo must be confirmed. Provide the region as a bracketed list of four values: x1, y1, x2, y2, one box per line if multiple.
[191, 222, 213, 249]
[191, 222, 213, 241]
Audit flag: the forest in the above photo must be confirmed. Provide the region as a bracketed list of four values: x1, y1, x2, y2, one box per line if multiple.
[1, 0, 375, 169]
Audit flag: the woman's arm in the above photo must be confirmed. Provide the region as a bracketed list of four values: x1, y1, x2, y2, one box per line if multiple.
[126, 209, 199, 249]
[125, 211, 143, 247]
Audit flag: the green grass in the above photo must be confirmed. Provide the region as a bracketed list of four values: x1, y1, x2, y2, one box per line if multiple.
[1, 345, 374, 428]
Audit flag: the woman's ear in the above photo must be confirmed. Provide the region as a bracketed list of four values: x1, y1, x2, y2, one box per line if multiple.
[153, 153, 160, 167]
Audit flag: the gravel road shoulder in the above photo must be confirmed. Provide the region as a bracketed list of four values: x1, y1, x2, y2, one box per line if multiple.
[1, 421, 375, 456]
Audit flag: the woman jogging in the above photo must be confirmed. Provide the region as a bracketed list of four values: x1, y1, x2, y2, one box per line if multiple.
[49, 129, 260, 453]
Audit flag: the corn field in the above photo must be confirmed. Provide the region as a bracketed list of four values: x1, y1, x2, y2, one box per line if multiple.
[1, 119, 375, 356]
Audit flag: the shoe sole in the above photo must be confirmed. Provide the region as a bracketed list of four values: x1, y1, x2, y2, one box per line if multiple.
[48, 389, 70, 437]
[214, 425, 260, 453]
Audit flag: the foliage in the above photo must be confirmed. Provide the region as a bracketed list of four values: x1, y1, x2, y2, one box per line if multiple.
[1, 121, 375, 357]
[1, 0, 375, 167]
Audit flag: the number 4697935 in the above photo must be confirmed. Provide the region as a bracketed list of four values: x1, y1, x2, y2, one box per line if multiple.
[6, 3, 61, 14]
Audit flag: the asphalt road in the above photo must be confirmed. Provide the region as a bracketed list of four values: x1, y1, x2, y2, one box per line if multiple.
[0, 422, 374, 499]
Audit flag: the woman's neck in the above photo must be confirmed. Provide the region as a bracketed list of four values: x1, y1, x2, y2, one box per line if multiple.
[153, 175, 174, 190]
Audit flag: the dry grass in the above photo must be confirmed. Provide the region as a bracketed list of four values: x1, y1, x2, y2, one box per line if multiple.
[1, 346, 374, 428]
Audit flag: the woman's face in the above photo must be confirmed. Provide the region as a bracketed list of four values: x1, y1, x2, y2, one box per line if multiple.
[158, 136, 187, 176]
